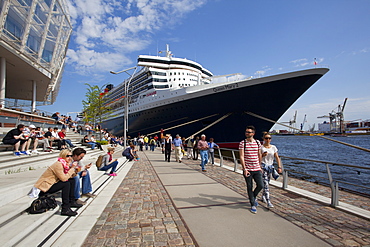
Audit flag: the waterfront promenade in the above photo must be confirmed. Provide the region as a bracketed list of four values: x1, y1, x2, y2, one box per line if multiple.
[82, 150, 370, 247]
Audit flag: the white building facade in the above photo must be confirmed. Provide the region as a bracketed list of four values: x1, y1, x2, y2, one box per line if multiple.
[0, 0, 72, 111]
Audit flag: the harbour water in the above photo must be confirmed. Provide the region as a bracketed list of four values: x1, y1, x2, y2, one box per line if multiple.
[270, 135, 370, 195]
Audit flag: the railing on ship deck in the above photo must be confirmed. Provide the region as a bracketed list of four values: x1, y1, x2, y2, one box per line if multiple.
[216, 148, 370, 207]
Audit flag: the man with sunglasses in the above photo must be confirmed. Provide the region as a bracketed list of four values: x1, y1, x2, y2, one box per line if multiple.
[239, 125, 263, 214]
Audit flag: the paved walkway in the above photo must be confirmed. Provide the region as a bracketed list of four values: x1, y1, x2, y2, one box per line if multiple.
[82, 150, 370, 247]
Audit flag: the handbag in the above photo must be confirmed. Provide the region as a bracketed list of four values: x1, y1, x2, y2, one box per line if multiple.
[26, 195, 58, 214]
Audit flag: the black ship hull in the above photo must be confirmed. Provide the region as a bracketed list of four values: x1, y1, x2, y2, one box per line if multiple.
[103, 68, 328, 148]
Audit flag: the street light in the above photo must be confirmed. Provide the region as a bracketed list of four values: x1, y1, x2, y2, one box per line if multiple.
[110, 66, 137, 149]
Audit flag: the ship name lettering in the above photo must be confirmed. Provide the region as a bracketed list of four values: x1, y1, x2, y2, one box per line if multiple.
[213, 83, 238, 93]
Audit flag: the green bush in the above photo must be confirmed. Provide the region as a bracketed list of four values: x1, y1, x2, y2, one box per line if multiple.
[96, 140, 108, 145]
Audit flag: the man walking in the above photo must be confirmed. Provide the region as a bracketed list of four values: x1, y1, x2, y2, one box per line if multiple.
[239, 126, 263, 214]
[197, 134, 209, 172]
[164, 134, 172, 162]
[173, 134, 183, 163]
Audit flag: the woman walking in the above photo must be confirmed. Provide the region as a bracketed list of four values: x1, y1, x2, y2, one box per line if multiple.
[261, 133, 282, 208]
[207, 138, 219, 165]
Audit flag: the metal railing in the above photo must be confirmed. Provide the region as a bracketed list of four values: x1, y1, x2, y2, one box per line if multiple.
[215, 148, 370, 208]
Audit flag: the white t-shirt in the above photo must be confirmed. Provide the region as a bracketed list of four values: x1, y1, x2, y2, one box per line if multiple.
[261, 145, 278, 166]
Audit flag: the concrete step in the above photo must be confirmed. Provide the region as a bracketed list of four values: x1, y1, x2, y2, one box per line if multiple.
[0, 144, 101, 171]
[0, 150, 128, 247]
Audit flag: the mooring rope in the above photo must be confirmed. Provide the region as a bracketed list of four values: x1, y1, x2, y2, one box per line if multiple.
[145, 113, 220, 137]
[185, 113, 232, 140]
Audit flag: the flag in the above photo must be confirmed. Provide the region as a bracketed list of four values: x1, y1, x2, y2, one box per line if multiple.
[314, 58, 317, 65]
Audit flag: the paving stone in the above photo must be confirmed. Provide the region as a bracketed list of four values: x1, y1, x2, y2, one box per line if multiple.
[82, 151, 370, 247]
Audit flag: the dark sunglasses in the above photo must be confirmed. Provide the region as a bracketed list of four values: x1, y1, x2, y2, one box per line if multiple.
[245, 131, 254, 134]
[66, 154, 73, 157]
[264, 137, 272, 139]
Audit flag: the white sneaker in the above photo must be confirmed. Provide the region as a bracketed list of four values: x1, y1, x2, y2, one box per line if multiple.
[267, 201, 274, 208]
[32, 150, 39, 155]
[262, 196, 267, 204]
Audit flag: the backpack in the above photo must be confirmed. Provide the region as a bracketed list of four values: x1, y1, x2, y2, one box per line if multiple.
[96, 154, 105, 169]
[26, 195, 57, 214]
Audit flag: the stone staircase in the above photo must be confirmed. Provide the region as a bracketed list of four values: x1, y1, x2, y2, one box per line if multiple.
[0, 129, 132, 246]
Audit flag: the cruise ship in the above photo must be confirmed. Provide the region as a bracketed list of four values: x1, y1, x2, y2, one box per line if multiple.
[102, 45, 329, 148]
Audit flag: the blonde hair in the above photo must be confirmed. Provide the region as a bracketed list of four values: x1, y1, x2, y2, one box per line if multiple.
[59, 149, 71, 159]
[107, 147, 115, 152]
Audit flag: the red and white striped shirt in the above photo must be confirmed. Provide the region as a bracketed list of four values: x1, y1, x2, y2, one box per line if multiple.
[239, 139, 261, 171]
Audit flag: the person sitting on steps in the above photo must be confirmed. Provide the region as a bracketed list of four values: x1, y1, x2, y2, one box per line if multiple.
[34, 149, 84, 216]
[2, 124, 29, 156]
[98, 147, 118, 176]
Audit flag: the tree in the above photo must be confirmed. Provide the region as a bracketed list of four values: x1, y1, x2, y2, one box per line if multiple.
[82, 83, 112, 139]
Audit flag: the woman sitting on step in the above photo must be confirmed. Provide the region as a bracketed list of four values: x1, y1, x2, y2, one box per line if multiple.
[34, 149, 83, 216]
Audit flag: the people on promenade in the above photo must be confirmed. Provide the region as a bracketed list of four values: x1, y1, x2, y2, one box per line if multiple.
[239, 125, 263, 214]
[123, 144, 137, 161]
[208, 138, 219, 165]
[138, 136, 144, 151]
[173, 134, 183, 163]
[98, 147, 118, 176]
[71, 148, 96, 205]
[193, 136, 199, 160]
[261, 133, 282, 208]
[144, 135, 149, 150]
[2, 124, 28, 156]
[164, 134, 172, 162]
[34, 149, 83, 216]
[197, 134, 209, 172]
[149, 136, 156, 151]
[186, 136, 194, 159]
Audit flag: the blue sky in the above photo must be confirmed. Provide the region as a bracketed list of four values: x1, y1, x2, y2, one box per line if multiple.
[39, 0, 370, 131]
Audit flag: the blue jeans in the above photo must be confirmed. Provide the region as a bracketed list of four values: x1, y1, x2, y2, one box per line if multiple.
[99, 161, 118, 174]
[150, 144, 155, 151]
[64, 139, 75, 147]
[73, 170, 92, 199]
[200, 150, 208, 170]
[87, 142, 96, 149]
[208, 151, 215, 164]
[243, 170, 264, 206]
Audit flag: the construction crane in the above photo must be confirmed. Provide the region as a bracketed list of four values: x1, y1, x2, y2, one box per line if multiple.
[300, 114, 307, 131]
[337, 98, 347, 133]
[317, 98, 348, 133]
[282, 110, 297, 132]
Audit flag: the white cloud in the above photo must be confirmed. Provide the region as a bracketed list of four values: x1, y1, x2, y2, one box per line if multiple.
[254, 66, 272, 77]
[351, 47, 370, 55]
[66, 0, 207, 75]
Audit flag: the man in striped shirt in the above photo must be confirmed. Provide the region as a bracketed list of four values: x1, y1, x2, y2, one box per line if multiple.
[239, 125, 263, 214]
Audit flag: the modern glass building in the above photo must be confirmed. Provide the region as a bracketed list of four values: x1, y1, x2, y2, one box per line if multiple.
[0, 0, 72, 111]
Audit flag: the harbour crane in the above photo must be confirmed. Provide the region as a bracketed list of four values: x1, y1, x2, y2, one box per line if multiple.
[282, 110, 297, 132]
[317, 98, 348, 133]
[300, 114, 307, 131]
